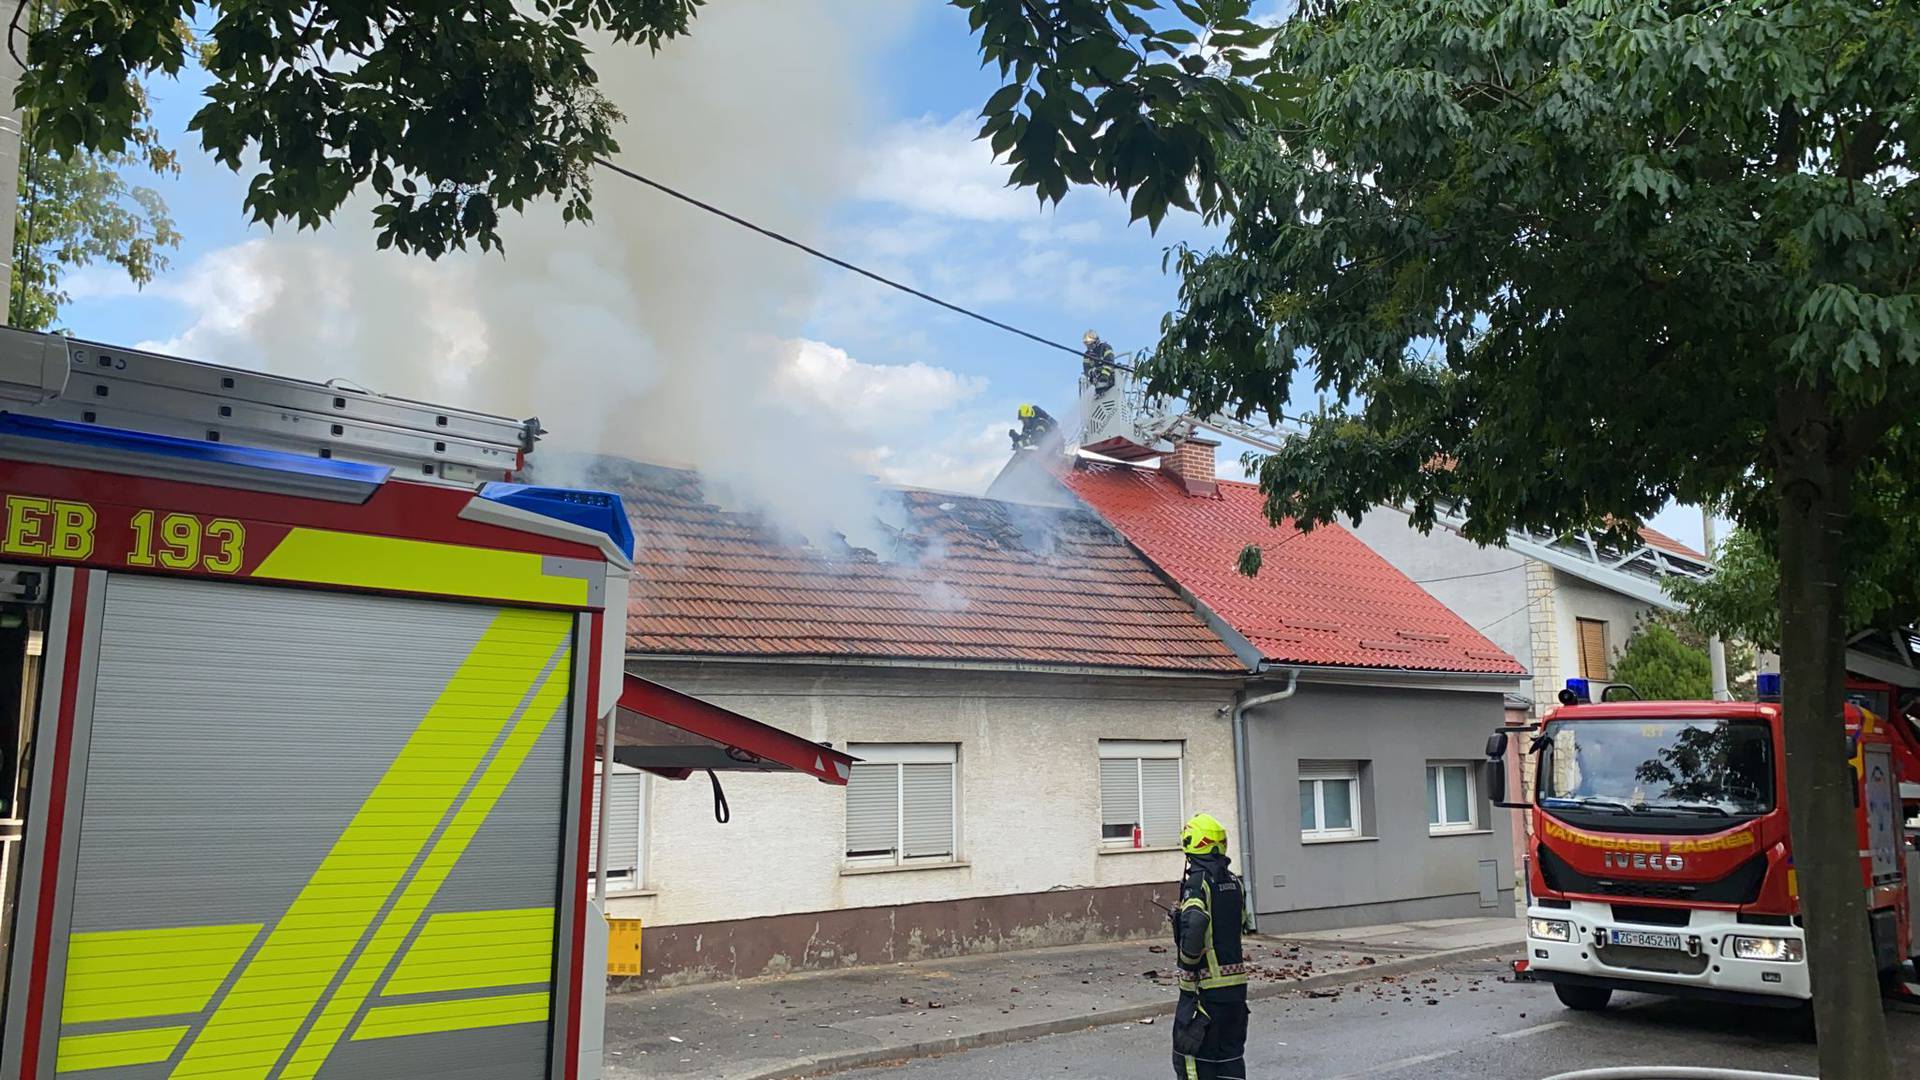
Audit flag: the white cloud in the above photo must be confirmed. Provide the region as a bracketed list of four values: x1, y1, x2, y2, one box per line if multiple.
[859, 420, 1014, 494]
[773, 338, 985, 433]
[857, 113, 1038, 222]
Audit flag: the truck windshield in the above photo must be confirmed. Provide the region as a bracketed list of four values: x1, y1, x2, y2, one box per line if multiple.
[1537, 718, 1774, 817]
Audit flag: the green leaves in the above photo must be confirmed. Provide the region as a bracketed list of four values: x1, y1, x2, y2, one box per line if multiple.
[1134, 0, 1919, 549]
[16, 0, 706, 257]
[11, 1, 184, 330]
[1611, 620, 1713, 702]
[955, 0, 1288, 229]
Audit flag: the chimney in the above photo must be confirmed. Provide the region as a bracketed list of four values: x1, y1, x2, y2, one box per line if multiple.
[1161, 435, 1218, 497]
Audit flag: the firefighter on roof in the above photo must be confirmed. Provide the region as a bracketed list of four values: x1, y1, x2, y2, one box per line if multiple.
[1082, 330, 1118, 395]
[1009, 403, 1058, 450]
[1170, 812, 1253, 1080]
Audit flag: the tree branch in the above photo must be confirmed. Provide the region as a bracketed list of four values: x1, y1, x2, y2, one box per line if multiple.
[1771, 102, 1802, 175]
[1838, 111, 1888, 183]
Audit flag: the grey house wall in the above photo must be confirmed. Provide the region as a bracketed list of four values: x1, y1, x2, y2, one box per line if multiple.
[1244, 681, 1514, 929]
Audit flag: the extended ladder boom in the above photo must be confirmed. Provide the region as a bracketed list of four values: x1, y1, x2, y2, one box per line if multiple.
[0, 327, 538, 485]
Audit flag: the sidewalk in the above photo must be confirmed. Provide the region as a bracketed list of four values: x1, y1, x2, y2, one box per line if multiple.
[601, 915, 1523, 1080]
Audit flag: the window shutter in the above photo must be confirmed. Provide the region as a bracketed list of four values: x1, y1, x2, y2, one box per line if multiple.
[1139, 758, 1183, 848]
[1100, 759, 1140, 830]
[846, 763, 899, 857]
[901, 763, 954, 859]
[1577, 619, 1609, 679]
[589, 768, 643, 876]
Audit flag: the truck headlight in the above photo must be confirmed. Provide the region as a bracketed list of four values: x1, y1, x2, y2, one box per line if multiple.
[1730, 935, 1804, 962]
[1528, 918, 1572, 942]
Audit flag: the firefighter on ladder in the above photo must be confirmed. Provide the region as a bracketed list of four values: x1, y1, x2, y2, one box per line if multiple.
[1171, 813, 1252, 1079]
[1082, 330, 1118, 395]
[1009, 403, 1057, 450]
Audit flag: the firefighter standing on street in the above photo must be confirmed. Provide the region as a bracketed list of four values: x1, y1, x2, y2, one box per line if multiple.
[1170, 812, 1252, 1079]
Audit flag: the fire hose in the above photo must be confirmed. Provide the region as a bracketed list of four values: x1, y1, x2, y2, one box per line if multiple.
[1543, 1060, 1812, 1068]
[1541, 1070, 1814, 1080]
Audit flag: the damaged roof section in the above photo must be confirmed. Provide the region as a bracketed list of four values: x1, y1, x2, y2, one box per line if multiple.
[606, 460, 1243, 673]
[1063, 461, 1527, 676]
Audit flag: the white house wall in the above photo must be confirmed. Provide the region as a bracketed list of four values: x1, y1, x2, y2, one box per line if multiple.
[608, 661, 1241, 984]
[1550, 569, 1658, 680]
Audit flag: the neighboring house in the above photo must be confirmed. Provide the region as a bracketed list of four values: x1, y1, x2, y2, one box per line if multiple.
[591, 460, 1249, 984]
[992, 439, 1531, 932]
[1346, 507, 1713, 723]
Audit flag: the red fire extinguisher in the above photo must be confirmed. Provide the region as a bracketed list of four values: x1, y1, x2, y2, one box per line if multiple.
[1132, 824, 1144, 848]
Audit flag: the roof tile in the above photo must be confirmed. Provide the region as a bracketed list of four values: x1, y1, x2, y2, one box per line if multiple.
[1062, 462, 1527, 676]
[608, 460, 1243, 673]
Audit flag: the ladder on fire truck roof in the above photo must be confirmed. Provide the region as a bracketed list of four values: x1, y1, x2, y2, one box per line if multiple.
[0, 325, 539, 486]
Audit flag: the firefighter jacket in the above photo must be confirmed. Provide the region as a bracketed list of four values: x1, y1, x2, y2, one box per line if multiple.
[1173, 852, 1253, 1001]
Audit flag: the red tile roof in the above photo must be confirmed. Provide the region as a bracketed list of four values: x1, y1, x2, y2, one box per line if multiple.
[1062, 462, 1526, 675]
[607, 461, 1243, 673]
[1636, 525, 1706, 562]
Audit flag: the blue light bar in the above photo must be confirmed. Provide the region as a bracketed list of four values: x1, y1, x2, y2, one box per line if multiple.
[1564, 677, 1593, 704]
[1757, 673, 1782, 701]
[0, 412, 388, 500]
[478, 482, 634, 560]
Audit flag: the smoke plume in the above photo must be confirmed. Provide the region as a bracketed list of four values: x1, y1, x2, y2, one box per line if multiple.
[151, 0, 928, 553]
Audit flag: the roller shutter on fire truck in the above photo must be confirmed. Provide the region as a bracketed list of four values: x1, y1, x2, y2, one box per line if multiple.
[49, 575, 573, 1079]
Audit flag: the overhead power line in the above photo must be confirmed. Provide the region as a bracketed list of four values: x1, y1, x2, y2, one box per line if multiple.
[593, 156, 1088, 361]
[1412, 564, 1527, 586]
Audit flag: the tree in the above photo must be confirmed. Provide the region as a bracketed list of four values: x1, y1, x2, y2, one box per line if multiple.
[16, 0, 702, 258]
[1673, 434, 1920, 648]
[952, 3, 1917, 1073]
[11, 81, 180, 330]
[1613, 620, 1712, 703]
[19, 0, 1284, 257]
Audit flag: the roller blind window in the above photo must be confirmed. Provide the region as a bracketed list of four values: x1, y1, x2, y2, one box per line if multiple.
[845, 744, 959, 866]
[1098, 741, 1184, 849]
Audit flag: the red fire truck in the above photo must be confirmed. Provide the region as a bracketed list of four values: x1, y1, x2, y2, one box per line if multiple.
[1491, 674, 1920, 1012]
[0, 327, 854, 1080]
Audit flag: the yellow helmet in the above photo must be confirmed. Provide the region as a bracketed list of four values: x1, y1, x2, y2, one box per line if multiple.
[1180, 812, 1227, 856]
[1018, 403, 1036, 419]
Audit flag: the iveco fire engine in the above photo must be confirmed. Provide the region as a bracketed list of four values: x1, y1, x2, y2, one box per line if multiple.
[1489, 675, 1920, 1012]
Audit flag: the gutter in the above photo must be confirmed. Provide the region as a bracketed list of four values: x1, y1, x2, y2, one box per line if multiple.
[1224, 668, 1300, 929]
[624, 652, 1246, 682]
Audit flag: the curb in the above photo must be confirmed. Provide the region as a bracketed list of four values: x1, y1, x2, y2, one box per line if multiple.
[727, 939, 1521, 1080]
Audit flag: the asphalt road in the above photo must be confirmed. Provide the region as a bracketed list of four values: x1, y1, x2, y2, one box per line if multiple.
[842, 957, 1920, 1079]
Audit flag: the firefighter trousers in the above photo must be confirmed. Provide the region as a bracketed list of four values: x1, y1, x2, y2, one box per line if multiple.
[1170, 993, 1248, 1079]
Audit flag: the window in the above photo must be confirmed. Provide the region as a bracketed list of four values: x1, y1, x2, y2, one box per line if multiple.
[1299, 762, 1362, 840]
[1576, 618, 1610, 680]
[1098, 741, 1184, 849]
[845, 744, 958, 866]
[588, 762, 647, 892]
[1427, 762, 1477, 833]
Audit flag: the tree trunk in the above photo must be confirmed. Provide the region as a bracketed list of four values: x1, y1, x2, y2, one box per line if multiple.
[1775, 383, 1892, 1078]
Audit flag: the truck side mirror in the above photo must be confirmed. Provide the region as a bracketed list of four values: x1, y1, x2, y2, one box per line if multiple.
[1485, 731, 1509, 759]
[1484, 757, 1508, 805]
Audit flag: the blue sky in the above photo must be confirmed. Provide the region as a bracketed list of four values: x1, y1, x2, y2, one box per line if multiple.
[55, 1, 1709, 552]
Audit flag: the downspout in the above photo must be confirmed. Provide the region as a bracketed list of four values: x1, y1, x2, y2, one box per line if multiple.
[596, 704, 615, 906]
[1226, 668, 1299, 931]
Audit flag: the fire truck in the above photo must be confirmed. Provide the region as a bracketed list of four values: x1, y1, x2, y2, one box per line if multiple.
[0, 327, 854, 1080]
[1491, 674, 1920, 1012]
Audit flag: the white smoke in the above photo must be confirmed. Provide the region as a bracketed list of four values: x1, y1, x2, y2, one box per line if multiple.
[144, 0, 948, 553]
